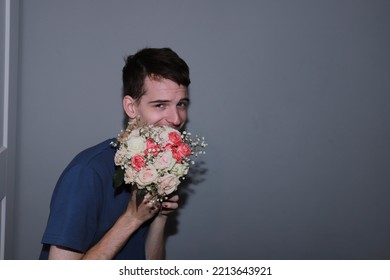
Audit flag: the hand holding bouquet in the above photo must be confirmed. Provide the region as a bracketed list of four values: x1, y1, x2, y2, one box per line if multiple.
[112, 123, 207, 206]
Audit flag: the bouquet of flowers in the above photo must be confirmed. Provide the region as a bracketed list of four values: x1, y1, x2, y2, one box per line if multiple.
[112, 123, 207, 205]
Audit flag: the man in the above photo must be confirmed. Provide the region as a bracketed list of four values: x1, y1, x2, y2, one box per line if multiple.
[40, 48, 191, 259]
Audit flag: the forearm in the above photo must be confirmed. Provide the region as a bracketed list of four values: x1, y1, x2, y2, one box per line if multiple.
[145, 214, 168, 259]
[49, 213, 142, 260]
[83, 213, 143, 260]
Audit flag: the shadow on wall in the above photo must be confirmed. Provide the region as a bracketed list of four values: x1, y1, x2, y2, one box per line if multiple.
[166, 161, 208, 237]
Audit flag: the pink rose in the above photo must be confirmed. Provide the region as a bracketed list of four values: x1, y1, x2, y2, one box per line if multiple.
[154, 150, 175, 170]
[171, 147, 183, 162]
[135, 166, 158, 187]
[145, 139, 160, 156]
[163, 143, 173, 151]
[158, 174, 180, 195]
[177, 142, 192, 157]
[168, 131, 182, 145]
[131, 154, 146, 171]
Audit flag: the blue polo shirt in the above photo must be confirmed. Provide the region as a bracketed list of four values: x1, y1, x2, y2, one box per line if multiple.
[39, 139, 148, 259]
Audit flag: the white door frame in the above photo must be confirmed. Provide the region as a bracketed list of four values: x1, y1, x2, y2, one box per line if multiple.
[0, 0, 18, 260]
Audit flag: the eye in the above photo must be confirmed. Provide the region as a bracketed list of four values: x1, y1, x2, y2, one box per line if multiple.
[154, 103, 166, 109]
[177, 101, 189, 109]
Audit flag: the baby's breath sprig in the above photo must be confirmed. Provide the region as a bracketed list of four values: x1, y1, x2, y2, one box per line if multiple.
[182, 130, 208, 162]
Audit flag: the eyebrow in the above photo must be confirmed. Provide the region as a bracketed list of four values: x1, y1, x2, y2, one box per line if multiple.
[148, 98, 190, 104]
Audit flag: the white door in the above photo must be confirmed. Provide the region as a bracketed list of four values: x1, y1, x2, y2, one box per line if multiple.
[0, 0, 18, 259]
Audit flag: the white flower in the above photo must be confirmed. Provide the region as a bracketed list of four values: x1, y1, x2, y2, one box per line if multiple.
[171, 162, 189, 177]
[158, 174, 180, 195]
[154, 150, 175, 171]
[135, 166, 158, 187]
[126, 136, 146, 157]
[124, 167, 136, 184]
[158, 130, 169, 146]
[114, 151, 123, 165]
[128, 128, 140, 138]
[158, 126, 178, 146]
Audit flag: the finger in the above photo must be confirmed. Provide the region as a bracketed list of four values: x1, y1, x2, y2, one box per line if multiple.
[149, 205, 160, 213]
[165, 194, 179, 202]
[146, 198, 162, 212]
[162, 201, 178, 210]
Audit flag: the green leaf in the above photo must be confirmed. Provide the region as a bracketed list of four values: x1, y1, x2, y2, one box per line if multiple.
[113, 168, 125, 189]
[136, 189, 147, 209]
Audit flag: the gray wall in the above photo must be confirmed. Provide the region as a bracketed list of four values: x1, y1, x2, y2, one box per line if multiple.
[13, 0, 390, 259]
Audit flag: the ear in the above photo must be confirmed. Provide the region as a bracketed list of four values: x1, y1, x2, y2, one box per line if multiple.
[123, 96, 137, 119]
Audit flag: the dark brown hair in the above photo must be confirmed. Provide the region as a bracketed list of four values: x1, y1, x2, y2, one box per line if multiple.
[122, 48, 190, 101]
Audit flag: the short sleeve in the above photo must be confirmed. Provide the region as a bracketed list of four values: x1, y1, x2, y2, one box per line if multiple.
[41, 164, 101, 253]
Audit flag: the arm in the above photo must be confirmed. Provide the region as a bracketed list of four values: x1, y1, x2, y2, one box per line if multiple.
[145, 194, 179, 260]
[48, 189, 160, 260]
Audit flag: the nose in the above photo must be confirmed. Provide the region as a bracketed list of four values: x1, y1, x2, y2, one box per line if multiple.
[166, 108, 182, 128]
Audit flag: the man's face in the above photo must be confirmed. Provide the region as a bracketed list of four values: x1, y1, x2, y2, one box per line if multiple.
[124, 77, 189, 130]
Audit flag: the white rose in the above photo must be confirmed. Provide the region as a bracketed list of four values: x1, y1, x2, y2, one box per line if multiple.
[128, 129, 140, 138]
[171, 163, 189, 177]
[126, 136, 146, 157]
[135, 165, 158, 187]
[124, 167, 135, 184]
[114, 151, 123, 166]
[154, 150, 175, 171]
[158, 130, 170, 146]
[158, 174, 180, 195]
[158, 126, 177, 146]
